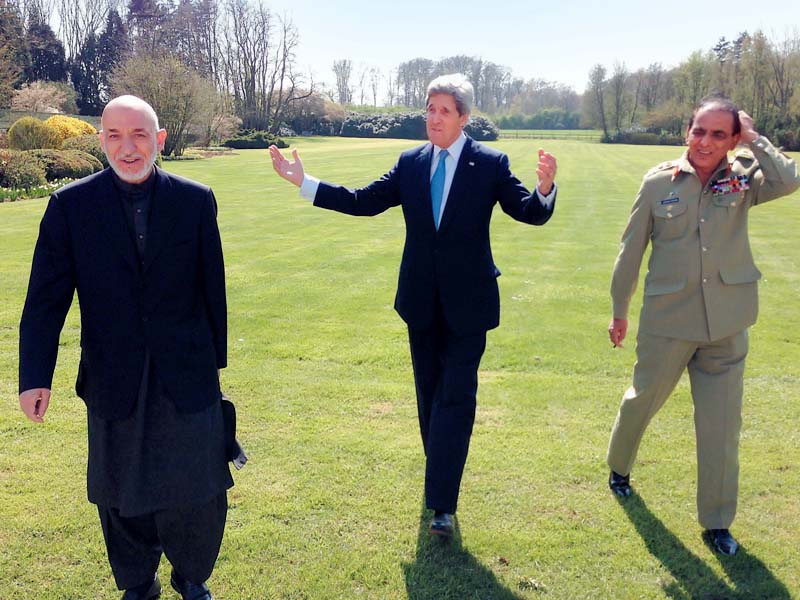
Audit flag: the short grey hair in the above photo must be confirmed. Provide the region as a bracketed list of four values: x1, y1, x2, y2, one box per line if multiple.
[426, 73, 474, 116]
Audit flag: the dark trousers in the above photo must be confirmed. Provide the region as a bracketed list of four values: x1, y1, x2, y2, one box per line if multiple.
[97, 492, 228, 590]
[408, 306, 487, 514]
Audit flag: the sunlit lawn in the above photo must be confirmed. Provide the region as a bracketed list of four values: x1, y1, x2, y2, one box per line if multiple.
[1, 137, 798, 599]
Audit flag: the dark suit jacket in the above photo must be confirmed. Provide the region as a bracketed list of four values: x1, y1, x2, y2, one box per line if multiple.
[314, 135, 556, 336]
[19, 167, 227, 420]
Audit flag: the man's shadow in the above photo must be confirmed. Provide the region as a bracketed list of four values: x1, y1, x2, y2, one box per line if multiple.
[402, 498, 524, 600]
[618, 492, 791, 599]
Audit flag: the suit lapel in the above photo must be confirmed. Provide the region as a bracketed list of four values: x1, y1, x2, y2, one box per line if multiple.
[143, 167, 180, 274]
[438, 135, 474, 233]
[91, 169, 138, 272]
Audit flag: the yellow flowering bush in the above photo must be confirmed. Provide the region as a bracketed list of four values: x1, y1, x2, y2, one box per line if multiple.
[44, 115, 97, 144]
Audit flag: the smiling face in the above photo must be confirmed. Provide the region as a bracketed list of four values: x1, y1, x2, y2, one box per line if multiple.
[99, 99, 166, 184]
[425, 93, 468, 149]
[686, 107, 740, 183]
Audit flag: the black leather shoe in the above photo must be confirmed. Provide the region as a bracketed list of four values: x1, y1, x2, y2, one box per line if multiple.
[609, 470, 632, 498]
[121, 575, 161, 600]
[429, 512, 454, 538]
[706, 528, 739, 556]
[170, 571, 213, 600]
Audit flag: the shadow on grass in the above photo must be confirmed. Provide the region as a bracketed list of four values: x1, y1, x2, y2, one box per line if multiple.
[402, 499, 524, 600]
[619, 492, 790, 599]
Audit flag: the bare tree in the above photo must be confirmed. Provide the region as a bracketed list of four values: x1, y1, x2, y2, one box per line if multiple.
[609, 61, 629, 133]
[57, 0, 117, 60]
[369, 66, 380, 106]
[220, 0, 312, 131]
[332, 58, 352, 105]
[586, 63, 608, 138]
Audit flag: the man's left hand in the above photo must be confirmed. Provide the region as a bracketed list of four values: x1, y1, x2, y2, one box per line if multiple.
[537, 148, 557, 196]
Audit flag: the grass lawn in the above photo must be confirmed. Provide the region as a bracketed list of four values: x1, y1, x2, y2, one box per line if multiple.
[1, 137, 798, 599]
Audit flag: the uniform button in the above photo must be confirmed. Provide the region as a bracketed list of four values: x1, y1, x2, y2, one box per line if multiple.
[667, 213, 673, 219]
[702, 278, 708, 284]
[704, 190, 709, 195]
[731, 202, 736, 207]
[138, 234, 144, 240]
[702, 246, 708, 252]
[136, 208, 142, 214]
[700, 218, 705, 223]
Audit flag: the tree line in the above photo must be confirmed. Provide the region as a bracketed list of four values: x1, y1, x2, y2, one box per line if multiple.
[583, 31, 800, 149]
[2, 0, 798, 151]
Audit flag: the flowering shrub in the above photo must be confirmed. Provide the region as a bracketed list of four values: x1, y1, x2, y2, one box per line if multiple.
[45, 115, 97, 143]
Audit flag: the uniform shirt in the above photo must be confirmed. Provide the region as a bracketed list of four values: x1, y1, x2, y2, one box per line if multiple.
[611, 136, 800, 342]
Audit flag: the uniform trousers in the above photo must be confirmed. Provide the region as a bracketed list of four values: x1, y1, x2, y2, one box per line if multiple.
[408, 301, 487, 515]
[607, 330, 749, 529]
[98, 492, 228, 590]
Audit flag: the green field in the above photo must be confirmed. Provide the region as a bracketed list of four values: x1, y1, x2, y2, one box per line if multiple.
[1, 137, 799, 599]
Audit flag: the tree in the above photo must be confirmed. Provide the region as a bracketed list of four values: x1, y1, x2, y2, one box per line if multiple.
[220, 0, 312, 131]
[368, 67, 380, 107]
[112, 54, 210, 156]
[25, 5, 67, 81]
[0, 0, 29, 105]
[11, 80, 71, 112]
[609, 61, 629, 132]
[57, 0, 114, 60]
[71, 32, 104, 114]
[332, 59, 352, 105]
[586, 64, 609, 138]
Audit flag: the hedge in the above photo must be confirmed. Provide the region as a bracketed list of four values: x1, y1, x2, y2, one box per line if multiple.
[26, 149, 103, 180]
[62, 134, 109, 167]
[338, 112, 499, 142]
[0, 150, 47, 189]
[222, 130, 288, 149]
[8, 116, 62, 151]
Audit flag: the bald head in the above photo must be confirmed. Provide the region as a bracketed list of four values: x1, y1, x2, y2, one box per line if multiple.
[99, 95, 166, 184]
[101, 95, 160, 132]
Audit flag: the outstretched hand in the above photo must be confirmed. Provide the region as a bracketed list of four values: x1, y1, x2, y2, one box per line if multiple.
[537, 148, 557, 196]
[269, 145, 304, 187]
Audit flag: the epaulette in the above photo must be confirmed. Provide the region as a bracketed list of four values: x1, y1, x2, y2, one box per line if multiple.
[733, 147, 754, 160]
[645, 160, 676, 177]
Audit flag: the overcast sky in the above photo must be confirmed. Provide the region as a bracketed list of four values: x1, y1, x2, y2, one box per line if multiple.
[265, 0, 796, 97]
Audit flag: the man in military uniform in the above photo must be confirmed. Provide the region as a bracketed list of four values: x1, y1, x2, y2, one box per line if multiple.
[606, 95, 800, 555]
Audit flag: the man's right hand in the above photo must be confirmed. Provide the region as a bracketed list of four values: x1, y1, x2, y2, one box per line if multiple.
[269, 145, 304, 187]
[608, 318, 628, 348]
[20, 388, 51, 423]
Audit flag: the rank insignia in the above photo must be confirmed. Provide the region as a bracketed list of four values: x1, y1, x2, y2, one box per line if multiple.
[711, 174, 749, 195]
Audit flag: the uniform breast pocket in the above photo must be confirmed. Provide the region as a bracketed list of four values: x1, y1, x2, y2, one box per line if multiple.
[712, 193, 745, 212]
[652, 202, 689, 241]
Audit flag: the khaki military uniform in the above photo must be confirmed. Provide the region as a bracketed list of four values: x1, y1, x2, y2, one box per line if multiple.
[607, 136, 800, 528]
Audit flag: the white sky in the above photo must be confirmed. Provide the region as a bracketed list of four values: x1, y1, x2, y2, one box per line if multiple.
[266, 0, 796, 97]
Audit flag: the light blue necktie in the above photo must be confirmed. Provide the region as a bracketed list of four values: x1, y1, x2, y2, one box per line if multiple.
[430, 149, 448, 229]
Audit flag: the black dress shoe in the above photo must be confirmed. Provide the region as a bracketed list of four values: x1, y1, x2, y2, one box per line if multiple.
[429, 512, 454, 538]
[170, 571, 213, 600]
[706, 528, 739, 555]
[121, 575, 161, 600]
[609, 470, 632, 498]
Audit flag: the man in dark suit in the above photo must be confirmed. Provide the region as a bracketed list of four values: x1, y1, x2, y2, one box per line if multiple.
[270, 73, 557, 537]
[19, 95, 231, 600]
